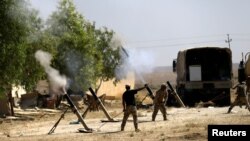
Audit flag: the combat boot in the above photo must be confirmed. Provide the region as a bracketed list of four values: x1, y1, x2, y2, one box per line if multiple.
[152, 116, 156, 121]
[163, 115, 167, 121]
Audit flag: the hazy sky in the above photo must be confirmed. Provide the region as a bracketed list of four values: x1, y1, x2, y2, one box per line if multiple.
[30, 0, 250, 67]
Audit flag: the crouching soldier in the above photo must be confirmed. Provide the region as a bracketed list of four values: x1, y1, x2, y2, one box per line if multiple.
[152, 84, 169, 121]
[227, 81, 250, 113]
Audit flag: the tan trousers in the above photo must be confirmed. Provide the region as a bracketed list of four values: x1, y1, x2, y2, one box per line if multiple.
[152, 103, 167, 121]
[228, 96, 250, 113]
[121, 105, 138, 130]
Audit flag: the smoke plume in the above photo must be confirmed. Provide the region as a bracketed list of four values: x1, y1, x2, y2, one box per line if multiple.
[112, 34, 157, 84]
[35, 50, 67, 97]
[124, 47, 156, 83]
[116, 44, 156, 84]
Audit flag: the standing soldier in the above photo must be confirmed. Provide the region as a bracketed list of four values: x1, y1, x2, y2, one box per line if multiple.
[152, 84, 169, 121]
[227, 81, 250, 113]
[121, 84, 147, 132]
[245, 76, 250, 109]
[246, 76, 250, 91]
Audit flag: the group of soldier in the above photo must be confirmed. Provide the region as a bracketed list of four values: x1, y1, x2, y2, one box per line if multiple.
[55, 75, 250, 132]
[121, 76, 250, 132]
[121, 83, 169, 132]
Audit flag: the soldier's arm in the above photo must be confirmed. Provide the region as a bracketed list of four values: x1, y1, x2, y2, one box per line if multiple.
[232, 84, 239, 89]
[135, 86, 146, 91]
[163, 91, 168, 105]
[153, 92, 157, 105]
[153, 91, 158, 105]
[165, 91, 169, 101]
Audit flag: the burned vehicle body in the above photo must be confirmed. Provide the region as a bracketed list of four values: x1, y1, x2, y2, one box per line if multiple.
[173, 47, 233, 106]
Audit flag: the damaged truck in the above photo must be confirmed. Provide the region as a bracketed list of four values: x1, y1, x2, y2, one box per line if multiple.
[172, 47, 233, 107]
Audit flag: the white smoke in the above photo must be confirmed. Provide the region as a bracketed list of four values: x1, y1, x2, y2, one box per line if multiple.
[35, 50, 67, 96]
[112, 33, 157, 83]
[109, 33, 124, 50]
[123, 47, 156, 83]
[97, 31, 156, 84]
[126, 48, 155, 73]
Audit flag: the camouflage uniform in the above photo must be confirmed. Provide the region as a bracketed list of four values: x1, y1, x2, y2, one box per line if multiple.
[246, 76, 250, 99]
[152, 84, 168, 121]
[227, 82, 250, 113]
[246, 76, 250, 104]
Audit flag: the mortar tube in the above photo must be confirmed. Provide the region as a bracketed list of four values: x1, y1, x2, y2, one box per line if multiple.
[145, 85, 155, 100]
[88, 87, 114, 121]
[166, 81, 185, 107]
[64, 93, 92, 131]
[121, 46, 129, 57]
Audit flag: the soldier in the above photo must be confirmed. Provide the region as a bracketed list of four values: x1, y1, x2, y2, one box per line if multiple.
[152, 84, 169, 121]
[246, 76, 250, 96]
[227, 81, 250, 113]
[121, 84, 147, 132]
[245, 76, 250, 109]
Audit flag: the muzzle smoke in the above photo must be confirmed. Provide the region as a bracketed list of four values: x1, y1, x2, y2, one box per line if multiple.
[118, 46, 156, 84]
[35, 50, 67, 97]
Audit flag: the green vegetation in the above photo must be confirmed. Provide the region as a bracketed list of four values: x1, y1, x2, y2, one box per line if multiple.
[0, 0, 123, 107]
[0, 0, 45, 95]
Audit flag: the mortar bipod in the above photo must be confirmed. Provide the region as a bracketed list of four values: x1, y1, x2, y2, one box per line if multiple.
[65, 93, 93, 132]
[48, 108, 69, 135]
[88, 87, 119, 122]
[166, 81, 186, 108]
[48, 93, 93, 134]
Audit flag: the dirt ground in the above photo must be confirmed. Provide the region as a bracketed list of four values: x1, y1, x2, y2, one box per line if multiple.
[1, 95, 250, 141]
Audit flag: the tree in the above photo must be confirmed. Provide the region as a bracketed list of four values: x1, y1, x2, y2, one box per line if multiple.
[0, 0, 29, 91]
[46, 0, 123, 94]
[0, 0, 48, 115]
[0, 0, 45, 88]
[46, 0, 99, 92]
[93, 27, 122, 93]
[22, 32, 58, 91]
